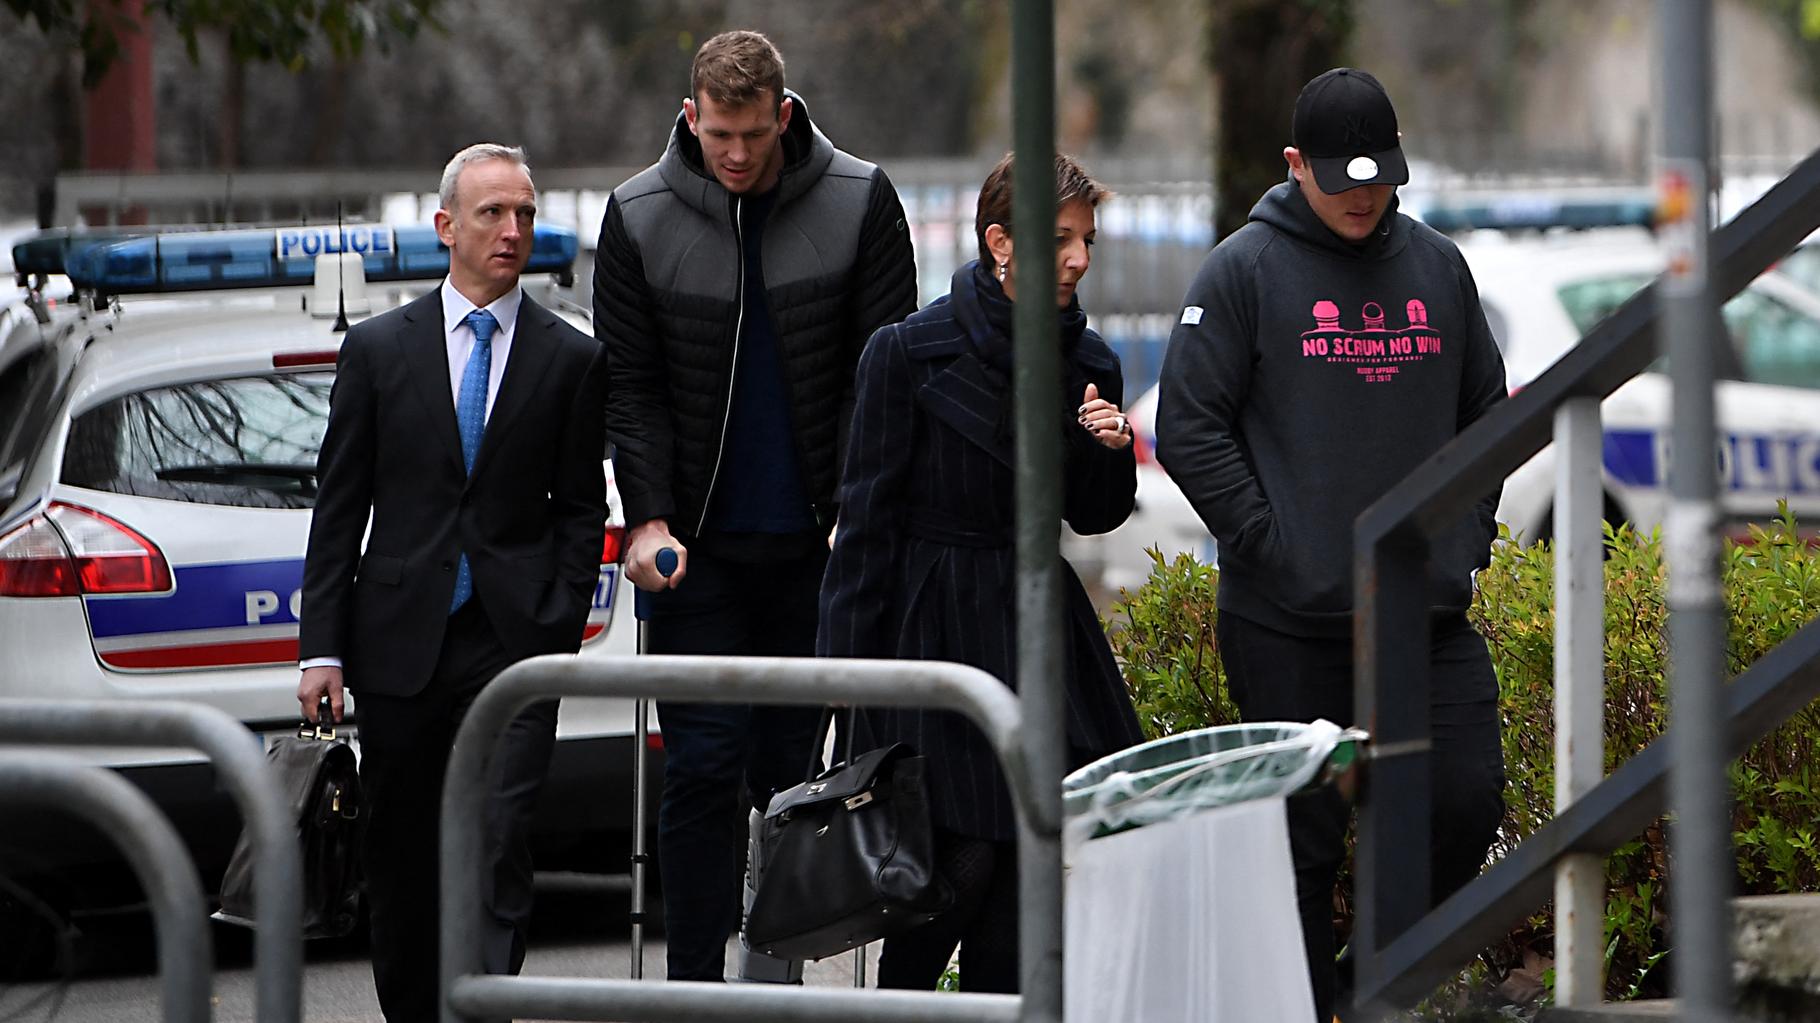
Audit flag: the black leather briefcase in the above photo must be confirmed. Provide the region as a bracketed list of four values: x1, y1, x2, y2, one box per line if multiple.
[215, 711, 364, 939]
[745, 715, 951, 961]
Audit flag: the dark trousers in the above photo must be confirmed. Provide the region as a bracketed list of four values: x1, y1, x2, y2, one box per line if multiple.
[646, 546, 827, 981]
[1216, 610, 1505, 1023]
[354, 598, 559, 1022]
[876, 829, 1020, 994]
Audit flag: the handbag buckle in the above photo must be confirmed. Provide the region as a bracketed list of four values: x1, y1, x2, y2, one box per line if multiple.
[300, 696, 336, 741]
[844, 791, 874, 811]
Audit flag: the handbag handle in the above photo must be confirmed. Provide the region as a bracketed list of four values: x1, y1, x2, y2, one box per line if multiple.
[802, 706, 860, 783]
[299, 696, 337, 742]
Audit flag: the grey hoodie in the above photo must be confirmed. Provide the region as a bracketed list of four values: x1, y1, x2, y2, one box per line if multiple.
[1155, 177, 1507, 638]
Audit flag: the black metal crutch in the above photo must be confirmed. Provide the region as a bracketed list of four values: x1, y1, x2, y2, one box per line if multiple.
[629, 546, 678, 979]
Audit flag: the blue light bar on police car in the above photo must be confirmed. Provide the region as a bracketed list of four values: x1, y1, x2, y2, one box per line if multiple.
[1420, 192, 1656, 234]
[61, 223, 579, 295]
[12, 229, 139, 283]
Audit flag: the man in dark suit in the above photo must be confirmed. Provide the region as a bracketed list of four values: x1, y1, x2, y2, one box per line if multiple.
[298, 142, 607, 1021]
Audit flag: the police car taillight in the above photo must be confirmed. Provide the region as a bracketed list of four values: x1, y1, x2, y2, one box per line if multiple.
[601, 525, 626, 565]
[0, 502, 173, 597]
[275, 350, 339, 369]
[1131, 414, 1155, 465]
[0, 516, 79, 596]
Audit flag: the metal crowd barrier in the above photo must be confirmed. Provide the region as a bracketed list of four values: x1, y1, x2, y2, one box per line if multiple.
[0, 750, 211, 1022]
[0, 700, 302, 1023]
[440, 654, 1039, 1023]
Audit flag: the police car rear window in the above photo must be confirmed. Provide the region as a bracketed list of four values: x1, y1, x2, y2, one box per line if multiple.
[1557, 276, 1651, 337]
[61, 372, 332, 509]
[1781, 245, 1820, 297]
[1722, 289, 1820, 390]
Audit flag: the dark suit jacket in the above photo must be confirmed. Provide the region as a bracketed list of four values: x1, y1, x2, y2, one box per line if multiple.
[817, 272, 1145, 840]
[301, 287, 607, 697]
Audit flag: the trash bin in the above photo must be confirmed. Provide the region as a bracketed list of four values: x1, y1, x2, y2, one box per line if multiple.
[1062, 720, 1365, 1023]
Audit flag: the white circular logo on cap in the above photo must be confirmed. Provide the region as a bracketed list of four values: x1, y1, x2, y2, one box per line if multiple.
[1346, 156, 1379, 181]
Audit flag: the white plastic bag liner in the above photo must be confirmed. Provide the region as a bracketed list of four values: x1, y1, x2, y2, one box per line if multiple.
[1063, 720, 1343, 842]
[1064, 796, 1313, 1022]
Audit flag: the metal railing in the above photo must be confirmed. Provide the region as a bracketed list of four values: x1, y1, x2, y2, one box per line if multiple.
[438, 655, 1042, 1023]
[0, 700, 303, 1023]
[0, 750, 212, 1022]
[1346, 137, 1820, 1020]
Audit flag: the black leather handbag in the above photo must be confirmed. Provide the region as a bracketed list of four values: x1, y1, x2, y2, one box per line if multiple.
[214, 704, 364, 940]
[745, 710, 952, 961]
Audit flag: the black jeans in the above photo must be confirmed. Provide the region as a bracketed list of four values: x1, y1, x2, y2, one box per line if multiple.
[645, 546, 827, 981]
[355, 597, 558, 1023]
[1216, 610, 1506, 1023]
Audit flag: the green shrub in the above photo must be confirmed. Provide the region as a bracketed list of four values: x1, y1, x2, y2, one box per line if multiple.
[1106, 546, 1239, 736]
[1104, 505, 1820, 1010]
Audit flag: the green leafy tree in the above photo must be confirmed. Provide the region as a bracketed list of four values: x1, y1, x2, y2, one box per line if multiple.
[7, 0, 440, 82]
[1753, 0, 1820, 100]
[7, 0, 441, 171]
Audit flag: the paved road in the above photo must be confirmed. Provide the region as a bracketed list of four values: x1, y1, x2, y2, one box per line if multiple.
[0, 889, 880, 1022]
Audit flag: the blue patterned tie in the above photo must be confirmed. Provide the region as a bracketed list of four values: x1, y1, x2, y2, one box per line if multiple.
[449, 308, 497, 613]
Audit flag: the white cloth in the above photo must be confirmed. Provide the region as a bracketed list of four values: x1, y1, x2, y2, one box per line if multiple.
[1065, 797, 1315, 1023]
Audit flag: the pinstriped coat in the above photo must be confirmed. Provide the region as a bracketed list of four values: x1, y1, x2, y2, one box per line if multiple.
[818, 262, 1145, 841]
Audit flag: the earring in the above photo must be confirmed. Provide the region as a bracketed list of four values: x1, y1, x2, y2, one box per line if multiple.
[997, 261, 1007, 282]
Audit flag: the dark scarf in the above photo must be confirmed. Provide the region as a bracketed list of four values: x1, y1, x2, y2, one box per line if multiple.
[952, 260, 1086, 370]
[949, 260, 1092, 442]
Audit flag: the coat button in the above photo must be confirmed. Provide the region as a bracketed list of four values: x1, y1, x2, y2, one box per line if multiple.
[440, 561, 453, 572]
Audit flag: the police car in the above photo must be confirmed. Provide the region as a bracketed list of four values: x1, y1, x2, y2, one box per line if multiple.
[0, 224, 648, 906]
[1454, 228, 1820, 542]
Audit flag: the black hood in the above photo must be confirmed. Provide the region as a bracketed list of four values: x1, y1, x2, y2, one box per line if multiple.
[1248, 173, 1410, 261]
[657, 89, 835, 220]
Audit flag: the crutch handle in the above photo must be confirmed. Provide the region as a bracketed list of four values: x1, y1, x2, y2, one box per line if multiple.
[655, 546, 679, 578]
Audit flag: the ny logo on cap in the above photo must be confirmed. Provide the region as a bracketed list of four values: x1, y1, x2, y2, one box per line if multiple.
[1344, 113, 1375, 149]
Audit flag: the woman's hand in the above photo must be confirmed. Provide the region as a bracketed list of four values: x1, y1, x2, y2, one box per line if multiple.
[1077, 382, 1132, 450]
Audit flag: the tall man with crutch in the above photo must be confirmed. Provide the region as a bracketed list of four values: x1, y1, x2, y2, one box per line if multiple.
[593, 29, 918, 982]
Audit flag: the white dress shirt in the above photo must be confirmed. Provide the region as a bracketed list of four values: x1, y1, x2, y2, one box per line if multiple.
[441, 279, 523, 425]
[299, 280, 525, 674]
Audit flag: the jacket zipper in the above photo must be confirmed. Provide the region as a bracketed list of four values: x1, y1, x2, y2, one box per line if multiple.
[696, 194, 745, 535]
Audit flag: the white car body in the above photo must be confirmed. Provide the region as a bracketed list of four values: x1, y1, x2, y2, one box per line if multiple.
[0, 235, 646, 890]
[1458, 230, 1820, 542]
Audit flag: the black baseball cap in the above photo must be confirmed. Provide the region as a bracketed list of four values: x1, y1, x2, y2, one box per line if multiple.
[1291, 68, 1410, 195]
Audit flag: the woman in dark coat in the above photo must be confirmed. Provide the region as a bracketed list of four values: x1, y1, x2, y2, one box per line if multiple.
[817, 152, 1145, 993]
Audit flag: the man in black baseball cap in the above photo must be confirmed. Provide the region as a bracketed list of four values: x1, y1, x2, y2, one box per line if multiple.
[1156, 66, 1509, 1022]
[1292, 66, 1410, 194]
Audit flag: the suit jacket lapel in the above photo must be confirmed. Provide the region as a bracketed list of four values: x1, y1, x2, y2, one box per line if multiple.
[470, 294, 559, 484]
[916, 351, 1013, 469]
[398, 291, 464, 472]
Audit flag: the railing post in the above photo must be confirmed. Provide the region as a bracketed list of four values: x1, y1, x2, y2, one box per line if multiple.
[1009, 1, 1064, 1020]
[1354, 530, 1434, 1007]
[0, 751, 213, 1022]
[1658, 1, 1734, 1017]
[1552, 397, 1607, 1007]
[440, 656, 1027, 1023]
[0, 700, 302, 1023]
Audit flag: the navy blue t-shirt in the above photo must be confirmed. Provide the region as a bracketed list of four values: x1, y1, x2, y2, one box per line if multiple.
[703, 187, 817, 536]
